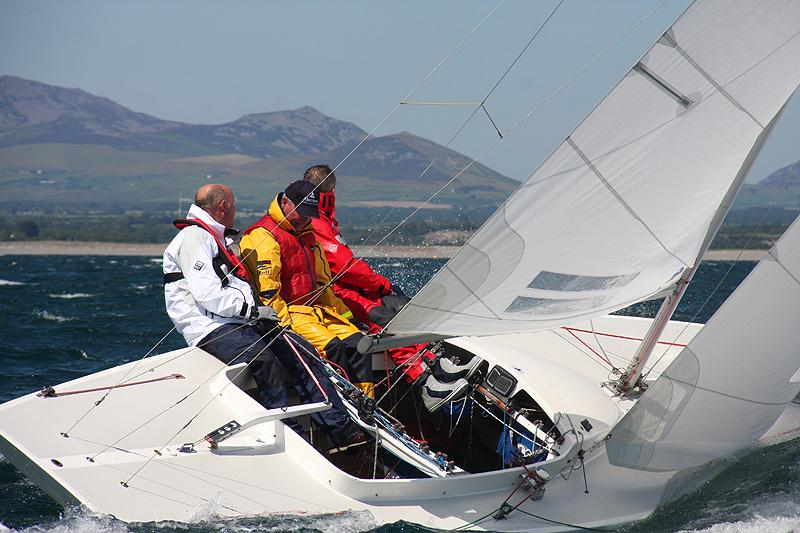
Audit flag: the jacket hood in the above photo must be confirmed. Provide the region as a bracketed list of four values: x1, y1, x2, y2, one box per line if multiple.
[268, 194, 313, 234]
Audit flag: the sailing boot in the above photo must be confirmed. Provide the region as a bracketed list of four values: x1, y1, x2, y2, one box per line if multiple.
[432, 356, 484, 383]
[420, 375, 470, 413]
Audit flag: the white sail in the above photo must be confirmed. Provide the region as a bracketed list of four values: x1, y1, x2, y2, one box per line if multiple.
[606, 216, 800, 471]
[387, 0, 800, 338]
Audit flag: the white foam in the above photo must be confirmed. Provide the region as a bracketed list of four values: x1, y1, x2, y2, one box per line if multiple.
[185, 502, 376, 532]
[0, 508, 129, 533]
[34, 310, 75, 323]
[682, 514, 800, 533]
[149, 258, 163, 264]
[0, 279, 24, 286]
[49, 293, 94, 299]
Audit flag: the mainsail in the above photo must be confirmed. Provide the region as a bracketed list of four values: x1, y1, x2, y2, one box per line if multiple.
[386, 0, 800, 339]
[606, 215, 800, 471]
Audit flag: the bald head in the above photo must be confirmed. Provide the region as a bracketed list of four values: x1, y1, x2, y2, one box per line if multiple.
[195, 183, 236, 228]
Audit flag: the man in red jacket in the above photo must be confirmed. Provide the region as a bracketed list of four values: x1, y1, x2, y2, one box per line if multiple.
[303, 165, 483, 412]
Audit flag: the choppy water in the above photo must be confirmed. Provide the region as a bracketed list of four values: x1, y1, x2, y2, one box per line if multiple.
[1, 255, 798, 532]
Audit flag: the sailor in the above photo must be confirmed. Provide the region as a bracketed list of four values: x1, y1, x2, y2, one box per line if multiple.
[239, 180, 376, 399]
[163, 183, 365, 447]
[302, 165, 483, 412]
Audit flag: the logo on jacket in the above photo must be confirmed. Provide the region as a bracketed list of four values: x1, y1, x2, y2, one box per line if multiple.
[193, 261, 205, 271]
[257, 260, 272, 274]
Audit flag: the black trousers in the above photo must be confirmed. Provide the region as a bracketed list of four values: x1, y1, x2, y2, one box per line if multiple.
[199, 323, 358, 445]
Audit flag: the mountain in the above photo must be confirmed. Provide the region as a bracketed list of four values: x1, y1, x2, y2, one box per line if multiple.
[760, 160, 800, 188]
[181, 107, 368, 158]
[0, 76, 517, 210]
[733, 160, 800, 211]
[0, 76, 367, 157]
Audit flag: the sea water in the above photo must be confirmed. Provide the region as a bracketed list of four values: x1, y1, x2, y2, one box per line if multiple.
[0, 255, 798, 533]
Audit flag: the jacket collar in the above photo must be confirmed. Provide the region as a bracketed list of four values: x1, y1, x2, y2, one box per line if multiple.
[318, 191, 336, 220]
[268, 194, 313, 234]
[186, 204, 227, 240]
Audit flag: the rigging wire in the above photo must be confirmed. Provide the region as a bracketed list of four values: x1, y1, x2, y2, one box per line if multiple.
[62, 2, 509, 439]
[641, 206, 775, 380]
[60, 320, 264, 436]
[550, 329, 618, 372]
[63, 0, 679, 491]
[328, 0, 673, 323]
[63, 432, 337, 513]
[88, 320, 287, 464]
[321, 0, 569, 312]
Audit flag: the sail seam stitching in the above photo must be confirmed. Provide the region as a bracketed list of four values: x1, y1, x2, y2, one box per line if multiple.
[566, 136, 690, 268]
[442, 254, 505, 321]
[672, 44, 765, 129]
[668, 348, 792, 406]
[768, 249, 800, 288]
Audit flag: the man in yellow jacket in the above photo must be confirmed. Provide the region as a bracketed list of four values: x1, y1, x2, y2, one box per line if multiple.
[240, 180, 374, 397]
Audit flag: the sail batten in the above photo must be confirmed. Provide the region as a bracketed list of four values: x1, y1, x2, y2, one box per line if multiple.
[387, 0, 800, 339]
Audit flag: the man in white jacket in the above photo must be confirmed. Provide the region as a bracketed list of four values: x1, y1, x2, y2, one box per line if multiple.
[163, 183, 364, 447]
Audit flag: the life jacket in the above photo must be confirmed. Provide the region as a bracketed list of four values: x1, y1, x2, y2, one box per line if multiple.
[169, 218, 251, 286]
[243, 213, 318, 306]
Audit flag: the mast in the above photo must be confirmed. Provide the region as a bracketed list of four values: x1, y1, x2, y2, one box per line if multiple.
[617, 102, 790, 394]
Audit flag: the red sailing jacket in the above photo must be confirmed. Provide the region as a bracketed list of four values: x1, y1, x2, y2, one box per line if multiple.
[310, 192, 391, 322]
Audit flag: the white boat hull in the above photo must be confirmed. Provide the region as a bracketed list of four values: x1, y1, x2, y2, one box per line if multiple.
[2, 315, 797, 530]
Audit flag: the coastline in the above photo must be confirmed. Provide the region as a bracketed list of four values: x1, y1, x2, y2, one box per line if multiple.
[0, 240, 768, 261]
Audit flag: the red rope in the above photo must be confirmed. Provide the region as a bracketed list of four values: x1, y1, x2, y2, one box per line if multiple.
[281, 333, 329, 402]
[562, 327, 687, 347]
[325, 358, 351, 382]
[38, 373, 184, 398]
[563, 328, 613, 366]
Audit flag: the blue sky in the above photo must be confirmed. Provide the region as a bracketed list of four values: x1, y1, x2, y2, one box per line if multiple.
[1, 0, 797, 183]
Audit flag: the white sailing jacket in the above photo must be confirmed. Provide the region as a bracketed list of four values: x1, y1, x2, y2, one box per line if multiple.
[163, 204, 258, 346]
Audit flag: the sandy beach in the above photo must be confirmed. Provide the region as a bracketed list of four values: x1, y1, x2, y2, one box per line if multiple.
[0, 240, 768, 261]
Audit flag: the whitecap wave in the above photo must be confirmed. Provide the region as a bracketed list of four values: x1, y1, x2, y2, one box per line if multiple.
[49, 293, 95, 299]
[376, 262, 404, 268]
[34, 310, 75, 323]
[150, 258, 163, 264]
[187, 508, 377, 533]
[683, 514, 800, 533]
[0, 279, 24, 286]
[0, 507, 130, 533]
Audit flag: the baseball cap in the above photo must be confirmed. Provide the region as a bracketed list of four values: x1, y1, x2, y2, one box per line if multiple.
[284, 180, 320, 218]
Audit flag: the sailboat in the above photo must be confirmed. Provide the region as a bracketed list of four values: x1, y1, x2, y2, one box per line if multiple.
[2, 0, 800, 530]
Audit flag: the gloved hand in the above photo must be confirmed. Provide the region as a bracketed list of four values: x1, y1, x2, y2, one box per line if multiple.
[250, 305, 279, 322]
[390, 283, 406, 298]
